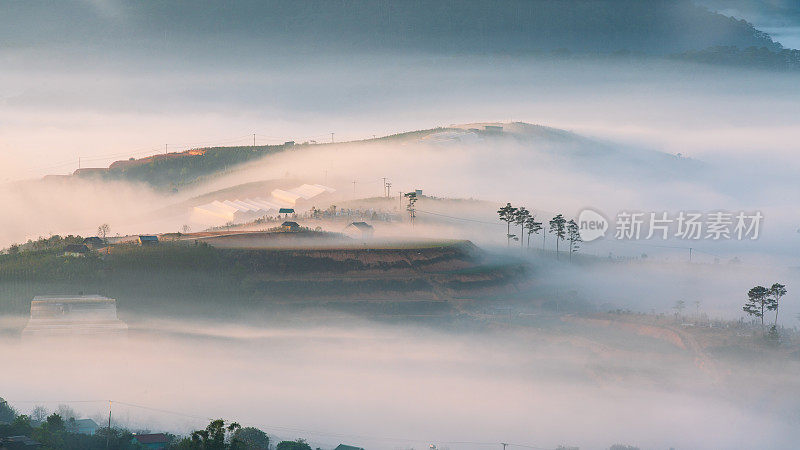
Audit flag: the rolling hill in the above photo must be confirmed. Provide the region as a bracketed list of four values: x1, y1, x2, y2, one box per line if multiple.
[69, 122, 700, 191]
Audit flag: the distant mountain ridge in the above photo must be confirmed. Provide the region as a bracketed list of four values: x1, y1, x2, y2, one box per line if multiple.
[1, 1, 788, 57]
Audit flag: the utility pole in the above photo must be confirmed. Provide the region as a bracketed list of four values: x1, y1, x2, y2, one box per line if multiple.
[352, 180, 356, 199]
[165, 143, 168, 155]
[385, 182, 392, 198]
[253, 134, 256, 147]
[331, 132, 335, 143]
[501, 443, 508, 450]
[382, 177, 387, 197]
[106, 400, 112, 448]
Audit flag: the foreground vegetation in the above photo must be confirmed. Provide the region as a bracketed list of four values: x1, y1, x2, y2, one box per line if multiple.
[0, 405, 292, 450]
[0, 413, 138, 450]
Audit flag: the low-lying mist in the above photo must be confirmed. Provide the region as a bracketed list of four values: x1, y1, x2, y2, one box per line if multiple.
[524, 254, 800, 323]
[1, 314, 798, 450]
[0, 177, 172, 248]
[1, 52, 799, 262]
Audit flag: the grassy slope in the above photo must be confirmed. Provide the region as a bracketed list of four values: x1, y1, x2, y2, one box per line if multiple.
[0, 240, 524, 315]
[80, 128, 451, 191]
[96, 144, 291, 189]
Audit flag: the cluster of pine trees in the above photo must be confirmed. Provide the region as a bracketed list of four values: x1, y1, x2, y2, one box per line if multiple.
[497, 203, 582, 259]
[743, 283, 788, 333]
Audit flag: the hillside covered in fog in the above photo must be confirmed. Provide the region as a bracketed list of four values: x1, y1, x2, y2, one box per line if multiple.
[67, 123, 700, 190]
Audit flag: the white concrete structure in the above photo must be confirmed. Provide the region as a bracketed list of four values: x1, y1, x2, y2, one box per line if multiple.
[22, 295, 128, 339]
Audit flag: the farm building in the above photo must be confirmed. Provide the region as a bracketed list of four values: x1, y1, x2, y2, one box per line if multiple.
[271, 189, 303, 205]
[138, 235, 159, 246]
[22, 295, 128, 339]
[69, 418, 98, 435]
[63, 244, 90, 257]
[191, 183, 334, 226]
[272, 184, 335, 206]
[281, 221, 301, 231]
[192, 197, 281, 224]
[344, 222, 374, 239]
[133, 433, 170, 449]
[83, 236, 105, 248]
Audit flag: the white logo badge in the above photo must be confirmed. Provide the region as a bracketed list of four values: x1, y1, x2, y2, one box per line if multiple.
[577, 209, 608, 242]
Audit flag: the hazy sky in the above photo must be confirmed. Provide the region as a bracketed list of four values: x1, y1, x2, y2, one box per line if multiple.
[3, 55, 800, 177]
[2, 1, 799, 180]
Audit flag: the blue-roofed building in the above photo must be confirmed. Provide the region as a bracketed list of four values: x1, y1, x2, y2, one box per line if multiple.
[69, 418, 98, 435]
[335, 445, 365, 450]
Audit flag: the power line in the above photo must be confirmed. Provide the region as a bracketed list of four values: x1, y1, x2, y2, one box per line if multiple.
[416, 209, 499, 225]
[6, 400, 106, 404]
[22, 133, 261, 175]
[112, 401, 214, 422]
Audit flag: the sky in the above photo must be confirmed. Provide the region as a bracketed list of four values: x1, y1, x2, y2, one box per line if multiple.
[1, 1, 799, 181]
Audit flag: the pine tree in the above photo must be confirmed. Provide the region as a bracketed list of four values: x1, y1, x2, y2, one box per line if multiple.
[743, 285, 770, 328]
[768, 283, 787, 327]
[567, 219, 582, 261]
[497, 203, 518, 246]
[525, 216, 543, 249]
[514, 207, 531, 248]
[549, 214, 567, 257]
[404, 192, 418, 226]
